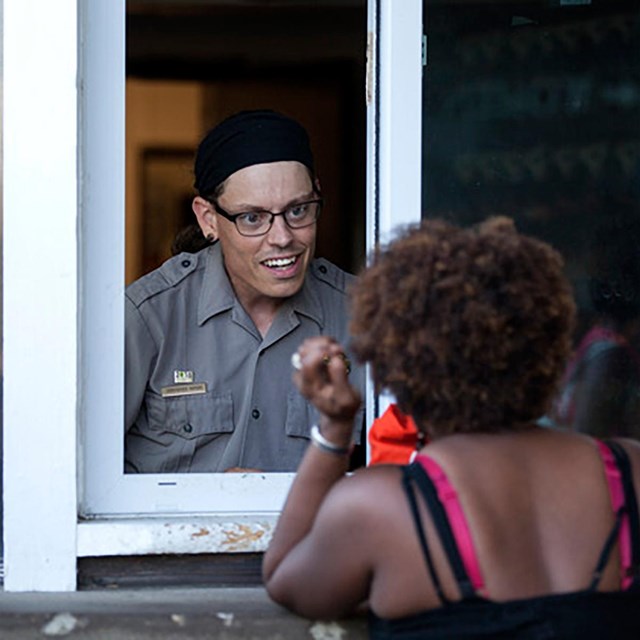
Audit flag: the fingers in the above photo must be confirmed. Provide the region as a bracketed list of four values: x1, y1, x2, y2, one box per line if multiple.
[322, 352, 351, 375]
[321, 352, 351, 387]
[291, 337, 351, 378]
[290, 337, 361, 422]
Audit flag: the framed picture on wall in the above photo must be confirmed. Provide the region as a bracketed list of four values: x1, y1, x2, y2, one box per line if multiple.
[141, 147, 196, 276]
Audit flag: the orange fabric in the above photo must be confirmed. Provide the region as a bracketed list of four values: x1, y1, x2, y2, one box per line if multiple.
[368, 404, 420, 465]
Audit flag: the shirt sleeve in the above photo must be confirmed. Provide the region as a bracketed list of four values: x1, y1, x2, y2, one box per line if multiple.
[124, 295, 158, 431]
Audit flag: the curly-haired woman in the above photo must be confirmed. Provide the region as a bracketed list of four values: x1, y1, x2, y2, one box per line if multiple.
[263, 217, 640, 638]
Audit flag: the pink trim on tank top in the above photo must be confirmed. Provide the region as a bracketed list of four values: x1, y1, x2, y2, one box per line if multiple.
[417, 442, 633, 595]
[596, 440, 633, 590]
[416, 454, 486, 594]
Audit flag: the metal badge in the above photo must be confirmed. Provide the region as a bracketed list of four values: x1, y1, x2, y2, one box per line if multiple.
[173, 370, 194, 384]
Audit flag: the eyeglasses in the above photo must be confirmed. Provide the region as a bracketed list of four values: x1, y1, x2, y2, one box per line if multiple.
[209, 197, 323, 237]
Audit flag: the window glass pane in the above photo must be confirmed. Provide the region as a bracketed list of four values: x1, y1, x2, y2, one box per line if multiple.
[422, 0, 640, 437]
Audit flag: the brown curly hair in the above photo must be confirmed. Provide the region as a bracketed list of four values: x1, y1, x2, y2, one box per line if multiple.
[349, 217, 576, 437]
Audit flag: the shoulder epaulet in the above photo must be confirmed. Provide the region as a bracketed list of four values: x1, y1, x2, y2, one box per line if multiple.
[310, 258, 355, 293]
[125, 251, 202, 307]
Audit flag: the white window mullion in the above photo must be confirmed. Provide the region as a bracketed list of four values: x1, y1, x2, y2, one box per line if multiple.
[366, 0, 423, 424]
[3, 0, 79, 591]
[377, 0, 423, 244]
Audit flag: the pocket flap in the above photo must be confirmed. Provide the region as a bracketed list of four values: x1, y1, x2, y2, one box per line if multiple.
[285, 392, 364, 445]
[146, 390, 234, 440]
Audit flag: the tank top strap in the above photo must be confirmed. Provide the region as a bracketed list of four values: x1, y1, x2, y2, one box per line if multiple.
[401, 465, 449, 605]
[588, 503, 625, 591]
[405, 459, 479, 600]
[598, 439, 640, 589]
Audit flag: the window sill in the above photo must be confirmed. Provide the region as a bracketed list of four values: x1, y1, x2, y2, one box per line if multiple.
[77, 515, 277, 557]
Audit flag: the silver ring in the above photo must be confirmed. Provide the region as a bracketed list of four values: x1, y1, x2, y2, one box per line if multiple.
[291, 352, 302, 371]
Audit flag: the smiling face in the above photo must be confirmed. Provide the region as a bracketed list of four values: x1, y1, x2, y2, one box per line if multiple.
[193, 161, 318, 314]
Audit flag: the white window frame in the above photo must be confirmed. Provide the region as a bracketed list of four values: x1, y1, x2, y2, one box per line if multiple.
[366, 0, 423, 420]
[3, 0, 79, 591]
[2, 0, 422, 590]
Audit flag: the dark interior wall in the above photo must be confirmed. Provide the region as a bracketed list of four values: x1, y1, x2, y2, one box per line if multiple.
[126, 0, 367, 275]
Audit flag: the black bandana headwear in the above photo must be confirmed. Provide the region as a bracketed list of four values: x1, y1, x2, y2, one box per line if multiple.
[194, 110, 315, 197]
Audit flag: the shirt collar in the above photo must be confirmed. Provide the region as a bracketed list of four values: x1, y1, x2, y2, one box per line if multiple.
[197, 244, 325, 328]
[197, 243, 236, 325]
[286, 269, 324, 328]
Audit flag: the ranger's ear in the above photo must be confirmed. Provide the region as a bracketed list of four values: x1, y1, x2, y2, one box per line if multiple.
[192, 197, 218, 238]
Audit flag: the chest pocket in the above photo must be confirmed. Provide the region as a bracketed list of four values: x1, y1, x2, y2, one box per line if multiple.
[285, 391, 317, 440]
[285, 392, 364, 445]
[144, 389, 234, 445]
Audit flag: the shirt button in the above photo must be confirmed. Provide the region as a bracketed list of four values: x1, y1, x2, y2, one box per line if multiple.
[183, 423, 193, 433]
[319, 265, 327, 274]
[181, 259, 191, 268]
[251, 409, 260, 419]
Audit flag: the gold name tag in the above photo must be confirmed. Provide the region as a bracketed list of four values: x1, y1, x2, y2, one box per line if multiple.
[161, 383, 208, 398]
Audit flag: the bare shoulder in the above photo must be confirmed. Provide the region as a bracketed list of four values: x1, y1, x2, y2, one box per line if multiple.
[320, 464, 406, 522]
[335, 464, 404, 498]
[354, 463, 406, 483]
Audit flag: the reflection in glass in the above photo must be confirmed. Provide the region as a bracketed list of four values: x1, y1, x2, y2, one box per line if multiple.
[422, 0, 640, 437]
[552, 213, 640, 438]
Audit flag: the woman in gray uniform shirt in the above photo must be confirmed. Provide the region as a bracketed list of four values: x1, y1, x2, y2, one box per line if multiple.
[124, 110, 363, 473]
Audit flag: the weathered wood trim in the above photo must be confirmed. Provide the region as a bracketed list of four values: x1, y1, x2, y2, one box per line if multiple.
[78, 554, 264, 589]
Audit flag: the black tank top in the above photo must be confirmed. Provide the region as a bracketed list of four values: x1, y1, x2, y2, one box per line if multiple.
[369, 440, 640, 639]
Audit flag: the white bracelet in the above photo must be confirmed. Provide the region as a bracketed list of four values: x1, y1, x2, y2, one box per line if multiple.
[310, 425, 351, 456]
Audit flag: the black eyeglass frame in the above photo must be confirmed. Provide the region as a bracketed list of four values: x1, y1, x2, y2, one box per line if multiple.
[207, 196, 324, 237]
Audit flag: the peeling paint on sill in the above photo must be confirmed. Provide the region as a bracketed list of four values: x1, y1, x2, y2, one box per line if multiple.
[77, 516, 277, 557]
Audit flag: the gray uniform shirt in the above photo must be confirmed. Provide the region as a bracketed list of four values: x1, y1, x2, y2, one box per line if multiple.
[125, 243, 364, 473]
